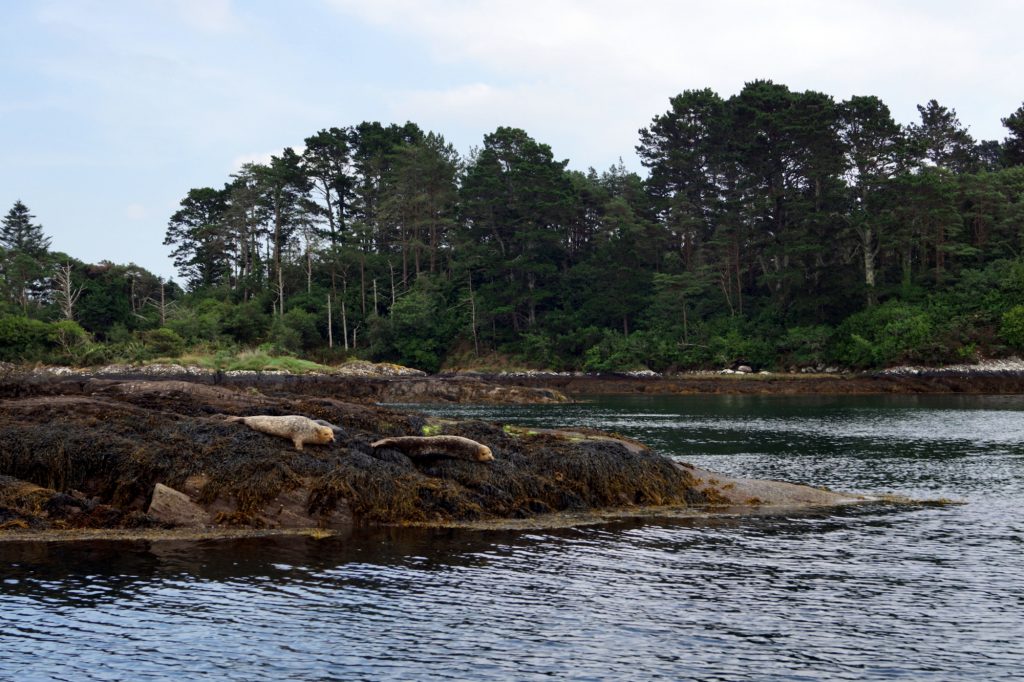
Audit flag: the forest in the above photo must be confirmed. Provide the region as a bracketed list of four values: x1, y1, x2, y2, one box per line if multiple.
[2, 80, 1024, 373]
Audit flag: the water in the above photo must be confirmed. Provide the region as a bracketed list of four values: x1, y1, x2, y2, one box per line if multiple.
[2, 394, 1023, 680]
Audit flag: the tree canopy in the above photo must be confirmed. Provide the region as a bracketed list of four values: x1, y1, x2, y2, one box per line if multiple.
[6, 84, 1024, 371]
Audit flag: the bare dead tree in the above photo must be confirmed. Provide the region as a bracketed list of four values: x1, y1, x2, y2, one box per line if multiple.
[143, 278, 175, 326]
[54, 262, 83, 321]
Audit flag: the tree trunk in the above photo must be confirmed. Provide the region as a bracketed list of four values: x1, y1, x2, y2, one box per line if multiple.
[468, 275, 479, 356]
[342, 298, 349, 351]
[273, 198, 283, 316]
[861, 225, 877, 306]
[389, 260, 397, 305]
[327, 294, 333, 348]
[360, 253, 367, 315]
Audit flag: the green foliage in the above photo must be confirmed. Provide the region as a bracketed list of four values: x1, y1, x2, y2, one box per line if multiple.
[371, 279, 452, 372]
[167, 301, 223, 343]
[282, 307, 322, 350]
[829, 301, 938, 368]
[1, 201, 51, 257]
[267, 318, 303, 355]
[582, 331, 650, 372]
[13, 90, 1024, 372]
[142, 327, 186, 357]
[0, 315, 51, 361]
[179, 350, 329, 373]
[777, 325, 835, 368]
[0, 316, 93, 364]
[47, 320, 90, 361]
[999, 305, 1024, 349]
[220, 300, 271, 344]
[706, 324, 776, 370]
[518, 332, 556, 368]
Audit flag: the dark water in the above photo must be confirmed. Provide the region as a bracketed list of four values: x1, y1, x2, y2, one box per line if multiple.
[3, 395, 1023, 680]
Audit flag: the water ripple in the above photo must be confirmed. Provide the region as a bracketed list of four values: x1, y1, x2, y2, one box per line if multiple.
[3, 395, 1024, 679]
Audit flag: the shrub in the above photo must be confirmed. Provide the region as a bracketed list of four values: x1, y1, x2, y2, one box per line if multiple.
[283, 308, 322, 350]
[582, 331, 649, 372]
[707, 327, 775, 370]
[142, 327, 186, 357]
[0, 315, 50, 361]
[777, 325, 834, 368]
[829, 301, 936, 368]
[47, 320, 92, 363]
[221, 300, 271, 344]
[267, 318, 303, 355]
[1000, 305, 1024, 349]
[167, 301, 223, 343]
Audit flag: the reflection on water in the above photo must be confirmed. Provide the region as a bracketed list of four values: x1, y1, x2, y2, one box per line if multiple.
[3, 395, 1023, 680]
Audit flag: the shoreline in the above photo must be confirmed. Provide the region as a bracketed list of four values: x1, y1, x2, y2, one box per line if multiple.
[0, 376, 912, 543]
[479, 369, 1024, 397]
[3, 358, 1024, 403]
[0, 499, 933, 545]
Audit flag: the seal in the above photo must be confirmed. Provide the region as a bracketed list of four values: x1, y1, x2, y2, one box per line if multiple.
[226, 415, 335, 451]
[370, 435, 494, 462]
[312, 418, 345, 438]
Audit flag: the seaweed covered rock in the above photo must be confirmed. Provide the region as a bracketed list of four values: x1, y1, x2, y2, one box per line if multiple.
[0, 380, 710, 534]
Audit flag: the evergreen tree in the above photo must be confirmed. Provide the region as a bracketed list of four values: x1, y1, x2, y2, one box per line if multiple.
[163, 187, 231, 290]
[837, 96, 910, 303]
[302, 127, 354, 245]
[1, 201, 51, 257]
[460, 127, 577, 334]
[1002, 102, 1024, 167]
[909, 100, 977, 172]
[0, 201, 52, 309]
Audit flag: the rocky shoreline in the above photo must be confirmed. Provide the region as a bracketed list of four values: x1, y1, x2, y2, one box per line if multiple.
[1, 358, 1004, 542]
[477, 368, 1024, 397]
[0, 376, 890, 542]
[4, 357, 1024, 407]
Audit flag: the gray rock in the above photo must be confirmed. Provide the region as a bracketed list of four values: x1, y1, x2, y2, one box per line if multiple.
[148, 483, 209, 528]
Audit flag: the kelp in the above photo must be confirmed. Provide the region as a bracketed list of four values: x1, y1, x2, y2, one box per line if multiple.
[0, 380, 711, 531]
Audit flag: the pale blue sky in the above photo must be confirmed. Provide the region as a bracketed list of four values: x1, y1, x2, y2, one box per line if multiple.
[2, 0, 1022, 280]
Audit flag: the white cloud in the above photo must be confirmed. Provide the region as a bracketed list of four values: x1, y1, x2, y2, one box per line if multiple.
[327, 0, 1024, 159]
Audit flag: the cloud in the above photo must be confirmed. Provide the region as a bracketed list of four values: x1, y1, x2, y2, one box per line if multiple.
[327, 0, 1024, 153]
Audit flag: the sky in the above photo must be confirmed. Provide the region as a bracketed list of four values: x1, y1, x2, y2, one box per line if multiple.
[1, 0, 1022, 280]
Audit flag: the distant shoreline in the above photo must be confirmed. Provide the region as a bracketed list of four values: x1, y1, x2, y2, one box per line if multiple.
[3, 359, 1024, 400]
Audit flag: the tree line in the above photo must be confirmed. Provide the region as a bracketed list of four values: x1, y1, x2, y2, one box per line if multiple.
[4, 81, 1024, 371]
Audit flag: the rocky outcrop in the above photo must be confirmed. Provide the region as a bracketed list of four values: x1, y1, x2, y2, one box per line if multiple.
[0, 366, 568, 405]
[0, 378, 882, 540]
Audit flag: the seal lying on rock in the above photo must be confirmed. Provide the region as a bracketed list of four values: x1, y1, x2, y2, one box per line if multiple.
[312, 418, 345, 438]
[226, 415, 335, 451]
[370, 435, 494, 462]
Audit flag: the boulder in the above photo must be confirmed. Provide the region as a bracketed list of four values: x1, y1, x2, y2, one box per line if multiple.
[148, 483, 209, 528]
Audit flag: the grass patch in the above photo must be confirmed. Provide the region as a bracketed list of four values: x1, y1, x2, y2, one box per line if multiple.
[160, 351, 333, 374]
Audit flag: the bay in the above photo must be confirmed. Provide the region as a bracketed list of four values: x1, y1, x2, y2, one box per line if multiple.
[2, 394, 1022, 680]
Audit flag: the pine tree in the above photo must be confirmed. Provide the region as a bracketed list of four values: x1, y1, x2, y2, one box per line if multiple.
[909, 100, 977, 172]
[1, 200, 51, 257]
[1002, 102, 1024, 167]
